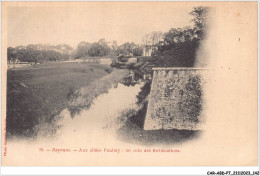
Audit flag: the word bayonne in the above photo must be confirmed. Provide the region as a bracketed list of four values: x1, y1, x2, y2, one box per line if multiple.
[50, 148, 121, 153]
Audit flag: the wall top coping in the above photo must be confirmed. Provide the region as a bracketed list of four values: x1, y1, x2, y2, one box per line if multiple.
[152, 67, 208, 70]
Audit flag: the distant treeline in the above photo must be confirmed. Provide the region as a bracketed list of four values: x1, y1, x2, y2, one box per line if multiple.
[8, 6, 208, 67]
[75, 39, 143, 59]
[75, 6, 209, 67]
[7, 44, 74, 63]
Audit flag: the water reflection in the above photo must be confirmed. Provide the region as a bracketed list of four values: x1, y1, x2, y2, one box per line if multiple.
[55, 82, 143, 144]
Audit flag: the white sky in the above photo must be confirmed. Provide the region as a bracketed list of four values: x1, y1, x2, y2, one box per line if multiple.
[7, 2, 194, 48]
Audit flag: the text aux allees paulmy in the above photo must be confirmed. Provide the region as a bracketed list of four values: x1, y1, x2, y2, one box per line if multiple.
[49, 147, 121, 153]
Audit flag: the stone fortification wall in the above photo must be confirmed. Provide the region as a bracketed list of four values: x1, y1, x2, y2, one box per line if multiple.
[144, 68, 207, 130]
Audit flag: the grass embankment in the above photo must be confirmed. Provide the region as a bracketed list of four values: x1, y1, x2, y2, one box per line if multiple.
[68, 69, 129, 117]
[7, 62, 113, 138]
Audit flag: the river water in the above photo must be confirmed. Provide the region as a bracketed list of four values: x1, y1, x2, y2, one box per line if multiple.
[4, 70, 201, 165]
[54, 82, 143, 145]
[5, 81, 143, 163]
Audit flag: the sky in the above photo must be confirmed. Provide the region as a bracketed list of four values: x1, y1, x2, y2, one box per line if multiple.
[7, 2, 194, 48]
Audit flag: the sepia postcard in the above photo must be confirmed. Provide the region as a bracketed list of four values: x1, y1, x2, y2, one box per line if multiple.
[1, 1, 258, 166]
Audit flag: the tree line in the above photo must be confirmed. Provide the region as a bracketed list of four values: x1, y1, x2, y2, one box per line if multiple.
[144, 6, 209, 67]
[74, 6, 209, 68]
[7, 44, 73, 63]
[75, 39, 143, 58]
[8, 6, 208, 67]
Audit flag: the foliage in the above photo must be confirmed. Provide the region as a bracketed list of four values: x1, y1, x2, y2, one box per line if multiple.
[7, 47, 17, 62]
[116, 42, 142, 56]
[75, 41, 92, 58]
[189, 6, 209, 40]
[136, 80, 152, 105]
[142, 6, 209, 67]
[88, 39, 111, 57]
[133, 47, 143, 56]
[142, 31, 163, 56]
[75, 39, 143, 58]
[152, 39, 200, 67]
[7, 44, 73, 63]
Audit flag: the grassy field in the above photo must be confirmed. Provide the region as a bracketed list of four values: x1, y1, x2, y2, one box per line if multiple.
[7, 62, 113, 138]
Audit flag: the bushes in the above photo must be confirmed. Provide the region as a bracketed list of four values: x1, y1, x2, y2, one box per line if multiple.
[137, 56, 152, 63]
[151, 39, 200, 67]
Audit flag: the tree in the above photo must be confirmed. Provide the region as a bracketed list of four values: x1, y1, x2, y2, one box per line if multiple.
[182, 26, 196, 41]
[142, 31, 163, 56]
[36, 53, 45, 63]
[145, 7, 210, 67]
[76, 41, 92, 58]
[111, 41, 118, 50]
[7, 47, 16, 63]
[26, 44, 38, 50]
[117, 42, 137, 56]
[10, 45, 68, 63]
[189, 6, 209, 40]
[97, 38, 111, 56]
[88, 39, 111, 57]
[133, 46, 143, 56]
[142, 34, 152, 56]
[163, 28, 185, 46]
[150, 31, 163, 54]
[110, 40, 118, 56]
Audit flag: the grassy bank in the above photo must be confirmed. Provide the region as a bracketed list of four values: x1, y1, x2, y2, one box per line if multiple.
[7, 62, 113, 138]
